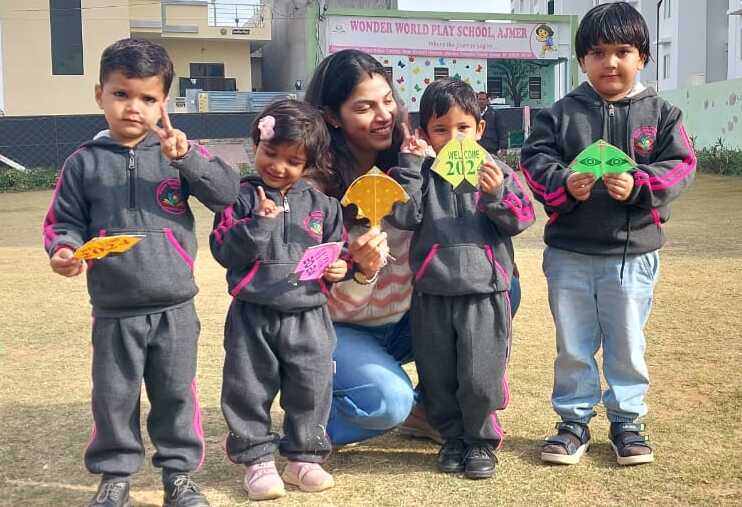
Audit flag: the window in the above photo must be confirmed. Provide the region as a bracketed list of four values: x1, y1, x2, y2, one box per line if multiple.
[663, 54, 671, 79]
[488, 76, 503, 97]
[49, 0, 83, 75]
[528, 77, 542, 99]
[382, 66, 393, 81]
[190, 63, 225, 78]
[433, 67, 449, 81]
[664, 0, 671, 18]
[547, 0, 554, 15]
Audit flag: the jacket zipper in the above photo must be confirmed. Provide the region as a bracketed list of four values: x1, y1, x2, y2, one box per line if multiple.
[451, 192, 464, 218]
[606, 103, 615, 144]
[282, 194, 290, 244]
[127, 150, 136, 209]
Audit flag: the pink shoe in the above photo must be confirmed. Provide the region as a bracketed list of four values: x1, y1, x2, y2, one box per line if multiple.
[243, 461, 286, 501]
[281, 461, 335, 492]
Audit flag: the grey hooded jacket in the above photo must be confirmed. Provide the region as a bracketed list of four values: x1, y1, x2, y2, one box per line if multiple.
[210, 177, 344, 312]
[43, 132, 239, 317]
[388, 153, 535, 296]
[520, 82, 696, 256]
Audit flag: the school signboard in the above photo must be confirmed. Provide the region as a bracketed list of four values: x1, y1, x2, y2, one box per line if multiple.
[325, 16, 561, 60]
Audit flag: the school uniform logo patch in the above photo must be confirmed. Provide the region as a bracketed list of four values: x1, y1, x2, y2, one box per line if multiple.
[156, 178, 186, 215]
[632, 126, 658, 157]
[303, 210, 324, 241]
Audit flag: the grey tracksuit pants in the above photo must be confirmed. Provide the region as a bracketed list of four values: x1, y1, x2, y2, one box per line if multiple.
[411, 291, 512, 447]
[85, 300, 204, 477]
[221, 300, 335, 465]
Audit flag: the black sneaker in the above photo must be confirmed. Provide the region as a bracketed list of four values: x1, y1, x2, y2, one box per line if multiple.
[437, 439, 466, 473]
[541, 421, 591, 465]
[463, 444, 497, 479]
[163, 474, 210, 507]
[88, 479, 131, 507]
[609, 422, 654, 466]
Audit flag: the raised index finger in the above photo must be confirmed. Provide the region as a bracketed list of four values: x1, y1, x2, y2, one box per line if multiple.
[256, 186, 268, 202]
[160, 103, 174, 134]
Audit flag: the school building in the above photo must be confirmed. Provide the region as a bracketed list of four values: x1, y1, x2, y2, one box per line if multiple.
[0, 0, 271, 117]
[262, 1, 579, 112]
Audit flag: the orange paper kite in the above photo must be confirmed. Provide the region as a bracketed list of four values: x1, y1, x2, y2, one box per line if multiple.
[73, 235, 145, 260]
[340, 168, 409, 228]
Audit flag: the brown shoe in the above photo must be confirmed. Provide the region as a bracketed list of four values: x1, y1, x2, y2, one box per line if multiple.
[398, 403, 444, 444]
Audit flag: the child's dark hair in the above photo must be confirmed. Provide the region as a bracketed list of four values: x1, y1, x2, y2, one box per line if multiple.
[419, 79, 481, 133]
[575, 2, 650, 64]
[251, 99, 331, 178]
[304, 49, 405, 198]
[99, 38, 174, 94]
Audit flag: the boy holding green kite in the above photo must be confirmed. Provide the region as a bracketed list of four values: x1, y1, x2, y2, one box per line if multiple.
[520, 2, 695, 466]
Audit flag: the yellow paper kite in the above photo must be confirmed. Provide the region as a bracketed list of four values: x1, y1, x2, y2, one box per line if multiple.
[341, 167, 410, 228]
[431, 136, 492, 193]
[73, 235, 145, 260]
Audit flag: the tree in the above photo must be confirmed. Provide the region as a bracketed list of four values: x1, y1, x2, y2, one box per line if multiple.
[492, 60, 541, 107]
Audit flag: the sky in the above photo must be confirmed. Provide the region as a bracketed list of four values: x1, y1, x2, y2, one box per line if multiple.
[398, 0, 511, 13]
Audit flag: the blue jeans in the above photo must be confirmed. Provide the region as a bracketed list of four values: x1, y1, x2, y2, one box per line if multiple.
[543, 247, 659, 424]
[328, 277, 522, 445]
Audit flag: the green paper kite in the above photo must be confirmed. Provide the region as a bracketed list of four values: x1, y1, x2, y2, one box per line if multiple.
[431, 136, 492, 193]
[570, 139, 636, 179]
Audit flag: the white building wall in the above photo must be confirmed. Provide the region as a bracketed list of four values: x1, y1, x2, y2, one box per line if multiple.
[730, 0, 742, 79]
[514, 0, 739, 91]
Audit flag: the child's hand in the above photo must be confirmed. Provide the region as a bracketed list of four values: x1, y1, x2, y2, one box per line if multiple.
[479, 161, 504, 195]
[254, 186, 284, 218]
[603, 172, 634, 201]
[150, 104, 190, 160]
[50, 247, 83, 277]
[323, 259, 348, 282]
[399, 124, 431, 158]
[566, 172, 596, 201]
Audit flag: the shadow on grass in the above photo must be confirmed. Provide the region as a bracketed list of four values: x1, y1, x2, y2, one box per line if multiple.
[500, 435, 544, 466]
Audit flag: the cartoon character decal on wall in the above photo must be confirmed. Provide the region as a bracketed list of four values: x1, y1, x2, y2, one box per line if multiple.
[534, 24, 556, 57]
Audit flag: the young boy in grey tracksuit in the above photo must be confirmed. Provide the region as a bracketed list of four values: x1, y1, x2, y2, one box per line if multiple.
[44, 39, 239, 507]
[521, 3, 695, 466]
[388, 79, 535, 479]
[210, 100, 345, 500]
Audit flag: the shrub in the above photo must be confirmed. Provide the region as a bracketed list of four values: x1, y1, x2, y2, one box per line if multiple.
[693, 137, 742, 176]
[0, 166, 58, 193]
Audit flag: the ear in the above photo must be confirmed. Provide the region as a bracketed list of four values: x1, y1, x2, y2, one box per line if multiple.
[475, 119, 485, 142]
[94, 84, 103, 109]
[577, 57, 586, 73]
[323, 110, 341, 129]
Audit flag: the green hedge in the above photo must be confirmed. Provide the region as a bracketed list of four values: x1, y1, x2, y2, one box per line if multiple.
[692, 138, 742, 176]
[0, 166, 57, 193]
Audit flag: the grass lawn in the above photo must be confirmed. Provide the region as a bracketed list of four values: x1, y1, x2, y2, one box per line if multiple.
[1, 174, 740, 506]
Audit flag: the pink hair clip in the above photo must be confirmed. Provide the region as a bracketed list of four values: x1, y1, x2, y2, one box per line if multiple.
[257, 115, 275, 141]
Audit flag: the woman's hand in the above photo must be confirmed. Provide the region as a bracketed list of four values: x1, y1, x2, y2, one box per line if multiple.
[348, 227, 389, 278]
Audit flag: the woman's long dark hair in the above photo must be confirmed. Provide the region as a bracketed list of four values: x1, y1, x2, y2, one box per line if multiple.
[304, 50, 405, 199]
